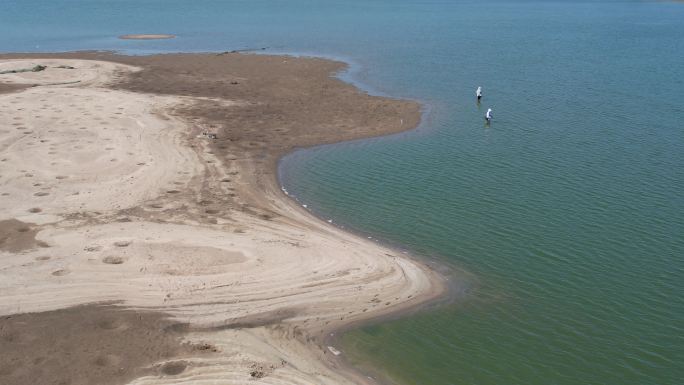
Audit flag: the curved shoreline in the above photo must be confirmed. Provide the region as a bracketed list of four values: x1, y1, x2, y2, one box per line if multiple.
[259, 53, 462, 385]
[0, 52, 453, 385]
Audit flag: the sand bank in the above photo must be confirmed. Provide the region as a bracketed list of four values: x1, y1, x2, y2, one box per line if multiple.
[119, 34, 175, 40]
[0, 53, 446, 385]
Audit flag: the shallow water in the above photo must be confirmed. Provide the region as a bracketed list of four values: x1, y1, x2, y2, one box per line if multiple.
[3, 1, 683, 384]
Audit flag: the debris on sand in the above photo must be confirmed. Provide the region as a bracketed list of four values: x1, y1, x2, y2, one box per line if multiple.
[327, 346, 342, 356]
[250, 370, 265, 378]
[0, 64, 47, 75]
[199, 131, 218, 140]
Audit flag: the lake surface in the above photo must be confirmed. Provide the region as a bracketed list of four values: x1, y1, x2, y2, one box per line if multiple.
[2, 1, 683, 384]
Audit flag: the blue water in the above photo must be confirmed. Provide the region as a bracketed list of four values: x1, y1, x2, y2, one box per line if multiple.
[3, 1, 683, 384]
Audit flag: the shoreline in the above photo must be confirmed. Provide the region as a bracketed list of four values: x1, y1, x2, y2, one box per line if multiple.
[0, 52, 452, 385]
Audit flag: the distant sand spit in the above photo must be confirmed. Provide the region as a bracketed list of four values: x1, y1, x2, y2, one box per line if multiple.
[0, 53, 446, 385]
[119, 34, 175, 40]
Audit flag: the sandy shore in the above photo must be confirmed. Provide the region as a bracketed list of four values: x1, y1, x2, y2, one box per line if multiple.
[0, 53, 446, 385]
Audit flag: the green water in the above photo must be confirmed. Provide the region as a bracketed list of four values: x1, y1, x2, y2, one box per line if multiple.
[3, 0, 683, 384]
[275, 2, 684, 384]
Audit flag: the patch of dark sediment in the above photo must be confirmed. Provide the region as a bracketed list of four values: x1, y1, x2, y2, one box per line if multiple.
[202, 308, 300, 331]
[0, 219, 44, 252]
[0, 304, 206, 385]
[0, 83, 30, 95]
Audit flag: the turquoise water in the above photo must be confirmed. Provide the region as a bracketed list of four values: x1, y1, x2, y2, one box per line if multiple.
[2, 1, 683, 384]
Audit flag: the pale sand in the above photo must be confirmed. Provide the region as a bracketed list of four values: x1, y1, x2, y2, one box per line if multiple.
[0, 60, 202, 221]
[0, 57, 446, 385]
[119, 34, 175, 40]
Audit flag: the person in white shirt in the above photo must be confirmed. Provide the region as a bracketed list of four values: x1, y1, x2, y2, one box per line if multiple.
[485, 108, 493, 123]
[476, 86, 482, 102]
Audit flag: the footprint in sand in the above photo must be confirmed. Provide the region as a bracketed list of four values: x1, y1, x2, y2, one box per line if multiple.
[160, 361, 187, 376]
[93, 354, 122, 367]
[102, 256, 125, 265]
[96, 318, 128, 331]
[51, 269, 69, 276]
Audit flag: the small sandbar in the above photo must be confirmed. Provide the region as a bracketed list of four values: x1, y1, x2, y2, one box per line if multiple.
[119, 34, 175, 40]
